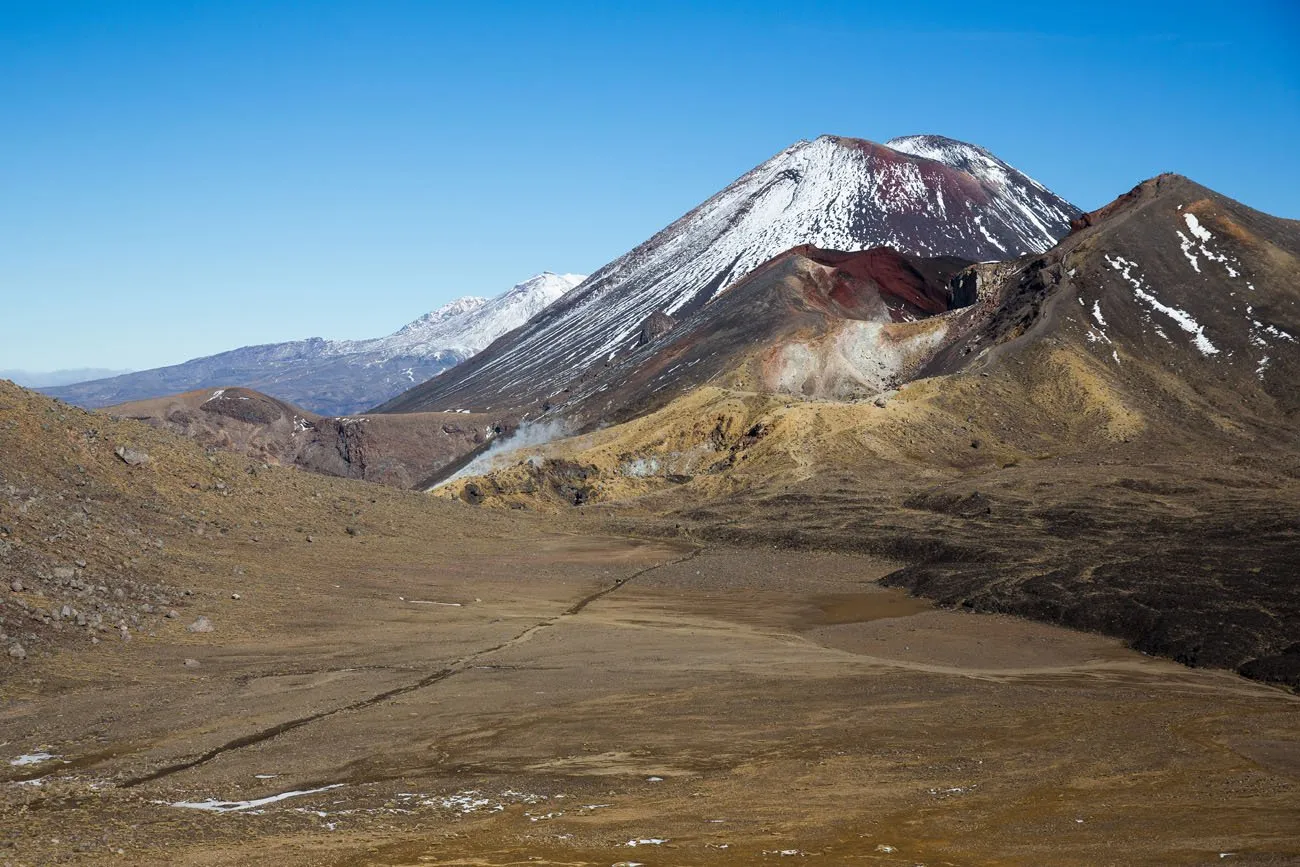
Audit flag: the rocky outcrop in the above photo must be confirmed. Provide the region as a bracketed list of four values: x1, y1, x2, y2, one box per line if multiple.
[637, 311, 676, 346]
[107, 387, 505, 490]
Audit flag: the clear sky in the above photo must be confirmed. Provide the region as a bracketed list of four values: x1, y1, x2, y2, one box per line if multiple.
[3, 0, 1297, 371]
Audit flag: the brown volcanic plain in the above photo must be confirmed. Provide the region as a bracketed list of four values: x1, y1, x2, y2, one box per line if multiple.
[1, 380, 1298, 866]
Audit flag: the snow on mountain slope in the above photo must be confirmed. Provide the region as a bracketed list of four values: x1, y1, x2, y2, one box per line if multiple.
[328, 272, 586, 361]
[43, 272, 584, 415]
[884, 134, 1077, 254]
[377, 134, 1080, 417]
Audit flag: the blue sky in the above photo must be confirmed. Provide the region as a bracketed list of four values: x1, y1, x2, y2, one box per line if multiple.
[2, 0, 1297, 371]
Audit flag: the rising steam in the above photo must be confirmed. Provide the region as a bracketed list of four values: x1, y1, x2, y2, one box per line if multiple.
[434, 418, 572, 489]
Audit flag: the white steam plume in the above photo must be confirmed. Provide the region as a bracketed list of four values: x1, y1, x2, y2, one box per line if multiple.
[432, 419, 572, 489]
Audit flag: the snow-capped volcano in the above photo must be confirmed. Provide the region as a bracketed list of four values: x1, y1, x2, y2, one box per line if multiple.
[377, 133, 1080, 417]
[44, 272, 585, 415]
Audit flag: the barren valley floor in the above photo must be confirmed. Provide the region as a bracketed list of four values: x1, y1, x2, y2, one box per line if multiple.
[2, 523, 1296, 866]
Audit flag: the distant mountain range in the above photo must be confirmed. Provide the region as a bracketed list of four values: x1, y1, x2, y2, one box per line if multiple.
[377, 134, 1080, 417]
[0, 368, 132, 388]
[42, 272, 585, 415]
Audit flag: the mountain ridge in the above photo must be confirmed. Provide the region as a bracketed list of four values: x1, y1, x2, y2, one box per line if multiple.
[43, 272, 584, 415]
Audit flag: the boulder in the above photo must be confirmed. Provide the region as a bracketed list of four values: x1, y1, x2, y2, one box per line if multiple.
[637, 311, 676, 347]
[186, 616, 214, 634]
[114, 446, 150, 466]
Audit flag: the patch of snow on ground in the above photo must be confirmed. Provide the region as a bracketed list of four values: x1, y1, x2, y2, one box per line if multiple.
[8, 753, 58, 767]
[1091, 301, 1107, 328]
[1262, 324, 1296, 342]
[1105, 254, 1220, 356]
[434, 791, 501, 813]
[974, 216, 1007, 253]
[389, 789, 547, 814]
[1179, 213, 1244, 279]
[1184, 212, 1213, 242]
[1247, 318, 1296, 378]
[1176, 231, 1201, 272]
[170, 783, 345, 813]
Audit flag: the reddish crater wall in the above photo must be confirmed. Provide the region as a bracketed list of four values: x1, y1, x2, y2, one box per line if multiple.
[788, 245, 959, 316]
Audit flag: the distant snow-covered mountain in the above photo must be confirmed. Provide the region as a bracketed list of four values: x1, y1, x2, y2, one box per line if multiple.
[44, 272, 585, 415]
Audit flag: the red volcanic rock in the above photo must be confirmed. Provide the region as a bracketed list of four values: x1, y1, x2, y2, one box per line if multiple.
[788, 246, 967, 318]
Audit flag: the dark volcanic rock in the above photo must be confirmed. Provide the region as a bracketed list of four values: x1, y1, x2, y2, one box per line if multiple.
[637, 311, 676, 346]
[201, 390, 285, 425]
[903, 490, 993, 517]
[1239, 647, 1300, 686]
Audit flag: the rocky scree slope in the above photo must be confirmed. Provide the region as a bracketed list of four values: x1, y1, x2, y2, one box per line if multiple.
[43, 272, 584, 416]
[924, 173, 1300, 411]
[376, 134, 1079, 420]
